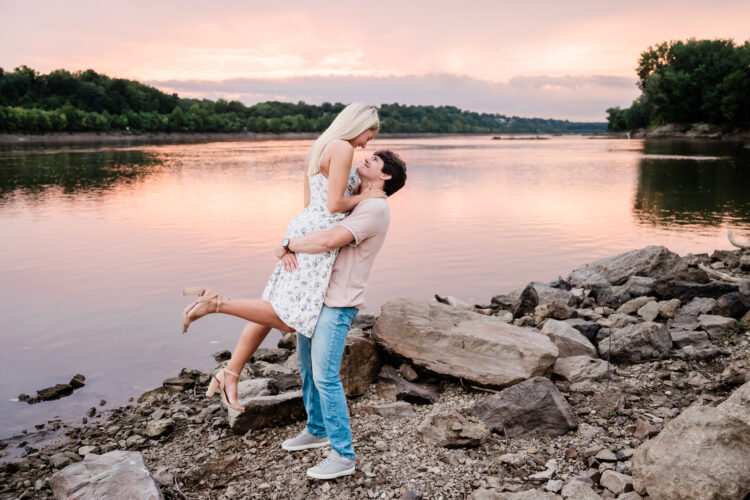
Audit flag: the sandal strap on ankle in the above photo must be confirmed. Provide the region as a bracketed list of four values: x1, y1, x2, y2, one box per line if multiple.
[215, 294, 222, 313]
[224, 367, 240, 378]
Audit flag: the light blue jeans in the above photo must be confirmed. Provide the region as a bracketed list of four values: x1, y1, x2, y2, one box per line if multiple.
[297, 304, 359, 460]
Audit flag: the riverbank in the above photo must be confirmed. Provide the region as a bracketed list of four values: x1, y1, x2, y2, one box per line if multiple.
[2, 244, 750, 499]
[630, 123, 750, 143]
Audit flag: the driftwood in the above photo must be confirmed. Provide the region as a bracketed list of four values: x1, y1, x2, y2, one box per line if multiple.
[697, 230, 750, 283]
[729, 230, 750, 250]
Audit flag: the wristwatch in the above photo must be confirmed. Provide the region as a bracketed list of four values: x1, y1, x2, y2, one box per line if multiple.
[281, 238, 292, 253]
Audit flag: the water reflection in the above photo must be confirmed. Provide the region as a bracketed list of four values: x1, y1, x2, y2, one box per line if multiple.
[0, 149, 162, 201]
[633, 141, 750, 227]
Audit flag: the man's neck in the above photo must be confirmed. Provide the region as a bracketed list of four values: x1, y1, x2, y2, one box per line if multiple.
[361, 178, 385, 192]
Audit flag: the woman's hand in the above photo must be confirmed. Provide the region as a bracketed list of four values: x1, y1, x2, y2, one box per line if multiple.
[281, 252, 298, 273]
[274, 244, 287, 259]
[361, 186, 387, 200]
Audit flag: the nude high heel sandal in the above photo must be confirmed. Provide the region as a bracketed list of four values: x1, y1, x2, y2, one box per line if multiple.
[206, 368, 245, 412]
[181, 287, 222, 334]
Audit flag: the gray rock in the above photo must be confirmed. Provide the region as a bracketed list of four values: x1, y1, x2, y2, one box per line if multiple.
[340, 329, 380, 397]
[671, 344, 721, 361]
[534, 302, 575, 322]
[145, 418, 175, 438]
[679, 297, 717, 317]
[514, 284, 540, 318]
[69, 373, 86, 389]
[49, 451, 163, 500]
[50, 452, 80, 469]
[712, 292, 750, 319]
[416, 409, 490, 448]
[137, 386, 174, 405]
[669, 329, 709, 349]
[531, 282, 578, 306]
[236, 378, 279, 399]
[600, 470, 633, 495]
[250, 348, 291, 364]
[359, 401, 415, 419]
[162, 376, 194, 392]
[698, 314, 739, 341]
[616, 297, 655, 315]
[722, 354, 750, 385]
[563, 319, 600, 343]
[228, 390, 305, 434]
[378, 365, 438, 404]
[622, 276, 657, 297]
[598, 314, 638, 329]
[636, 301, 659, 321]
[711, 249, 741, 268]
[616, 493, 642, 500]
[656, 299, 681, 319]
[597, 322, 671, 363]
[552, 356, 610, 383]
[561, 479, 602, 499]
[470, 489, 561, 499]
[540, 320, 597, 358]
[372, 299, 558, 388]
[665, 280, 738, 303]
[569, 246, 685, 286]
[277, 332, 296, 349]
[398, 363, 419, 382]
[631, 381, 750, 499]
[740, 254, 750, 271]
[471, 377, 577, 438]
[250, 361, 300, 391]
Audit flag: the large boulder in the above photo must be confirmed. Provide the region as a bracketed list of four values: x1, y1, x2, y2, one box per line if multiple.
[228, 390, 305, 434]
[340, 329, 380, 397]
[597, 322, 672, 363]
[49, 451, 163, 499]
[540, 320, 597, 358]
[569, 246, 685, 287]
[470, 377, 577, 438]
[699, 314, 739, 341]
[631, 381, 750, 499]
[372, 300, 558, 388]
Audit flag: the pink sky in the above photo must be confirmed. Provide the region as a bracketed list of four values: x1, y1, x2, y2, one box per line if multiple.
[2, 0, 749, 120]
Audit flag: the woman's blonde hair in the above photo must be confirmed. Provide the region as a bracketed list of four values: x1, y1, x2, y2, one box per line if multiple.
[306, 103, 380, 176]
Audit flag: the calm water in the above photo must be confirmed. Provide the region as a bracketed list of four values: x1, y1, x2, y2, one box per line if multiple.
[1, 135, 749, 437]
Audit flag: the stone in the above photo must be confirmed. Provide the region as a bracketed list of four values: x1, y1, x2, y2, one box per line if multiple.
[137, 386, 174, 405]
[378, 365, 439, 404]
[340, 329, 380, 397]
[250, 348, 291, 364]
[597, 314, 638, 329]
[470, 489, 561, 500]
[372, 300, 558, 387]
[545, 480, 563, 493]
[352, 312, 378, 330]
[669, 329, 709, 348]
[69, 374, 86, 389]
[236, 378, 279, 399]
[534, 302, 574, 323]
[599, 470, 633, 495]
[250, 361, 299, 391]
[471, 377, 577, 438]
[277, 332, 296, 349]
[597, 322, 671, 363]
[49, 451, 163, 499]
[672, 344, 721, 361]
[665, 280, 738, 302]
[656, 299, 681, 319]
[636, 301, 659, 321]
[632, 381, 750, 499]
[359, 401, 415, 419]
[540, 320, 597, 358]
[35, 384, 74, 402]
[145, 418, 175, 438]
[569, 246, 685, 286]
[78, 446, 98, 456]
[633, 420, 659, 441]
[212, 349, 231, 362]
[398, 363, 419, 382]
[162, 376, 194, 392]
[499, 453, 527, 467]
[514, 284, 540, 317]
[616, 493, 642, 500]
[740, 254, 750, 271]
[713, 292, 750, 319]
[552, 356, 609, 383]
[711, 249, 741, 268]
[622, 276, 657, 298]
[50, 452, 80, 469]
[616, 297, 655, 315]
[595, 449, 617, 462]
[721, 354, 750, 385]
[698, 314, 739, 341]
[560, 479, 602, 499]
[497, 310, 514, 323]
[563, 319, 600, 343]
[228, 390, 305, 434]
[416, 409, 489, 448]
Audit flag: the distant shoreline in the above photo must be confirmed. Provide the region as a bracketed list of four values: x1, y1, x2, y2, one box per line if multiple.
[0, 131, 607, 146]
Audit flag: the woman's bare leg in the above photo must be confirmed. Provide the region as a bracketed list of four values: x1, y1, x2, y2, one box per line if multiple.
[220, 322, 272, 407]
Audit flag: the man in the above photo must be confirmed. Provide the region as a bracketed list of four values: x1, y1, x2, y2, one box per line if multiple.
[276, 149, 407, 480]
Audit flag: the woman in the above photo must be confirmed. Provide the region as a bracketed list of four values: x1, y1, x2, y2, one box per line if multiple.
[181, 103, 384, 412]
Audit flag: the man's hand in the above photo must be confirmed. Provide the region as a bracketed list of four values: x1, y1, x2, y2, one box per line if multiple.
[281, 252, 298, 273]
[274, 244, 287, 259]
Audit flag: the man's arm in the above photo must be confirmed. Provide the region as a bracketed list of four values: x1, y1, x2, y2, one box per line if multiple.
[274, 226, 354, 258]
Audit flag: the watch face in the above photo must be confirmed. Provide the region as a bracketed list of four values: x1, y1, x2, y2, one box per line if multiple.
[282, 238, 290, 247]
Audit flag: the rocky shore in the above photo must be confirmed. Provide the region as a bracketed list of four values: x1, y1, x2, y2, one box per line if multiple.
[630, 123, 750, 143]
[2, 244, 750, 499]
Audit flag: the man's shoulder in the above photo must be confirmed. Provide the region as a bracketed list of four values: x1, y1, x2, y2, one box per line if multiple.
[354, 198, 389, 215]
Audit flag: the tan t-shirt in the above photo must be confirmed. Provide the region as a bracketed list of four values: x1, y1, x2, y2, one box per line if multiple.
[324, 198, 390, 309]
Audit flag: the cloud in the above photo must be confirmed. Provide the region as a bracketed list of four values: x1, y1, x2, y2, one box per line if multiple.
[145, 73, 640, 122]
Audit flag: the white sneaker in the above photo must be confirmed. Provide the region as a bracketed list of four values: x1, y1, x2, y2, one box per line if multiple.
[306, 450, 356, 480]
[281, 429, 330, 451]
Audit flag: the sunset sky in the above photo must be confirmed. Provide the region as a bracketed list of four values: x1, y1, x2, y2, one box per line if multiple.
[2, 0, 748, 121]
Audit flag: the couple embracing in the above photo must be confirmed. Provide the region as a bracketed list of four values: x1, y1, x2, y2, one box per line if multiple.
[180, 103, 407, 480]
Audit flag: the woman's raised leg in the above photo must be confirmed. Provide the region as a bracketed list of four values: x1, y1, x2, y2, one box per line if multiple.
[217, 321, 272, 408]
[183, 289, 293, 333]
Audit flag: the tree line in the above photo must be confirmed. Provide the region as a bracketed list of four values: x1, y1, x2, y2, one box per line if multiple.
[607, 39, 750, 132]
[0, 67, 605, 134]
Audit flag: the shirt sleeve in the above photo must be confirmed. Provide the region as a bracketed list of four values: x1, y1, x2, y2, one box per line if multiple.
[338, 200, 384, 247]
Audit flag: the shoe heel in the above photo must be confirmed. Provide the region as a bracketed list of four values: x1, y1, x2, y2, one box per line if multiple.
[183, 287, 205, 297]
[206, 376, 219, 397]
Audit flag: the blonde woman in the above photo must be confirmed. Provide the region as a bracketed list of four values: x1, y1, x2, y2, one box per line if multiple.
[181, 103, 384, 411]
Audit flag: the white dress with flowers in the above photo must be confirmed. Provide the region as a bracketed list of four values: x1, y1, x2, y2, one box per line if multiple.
[262, 166, 360, 337]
